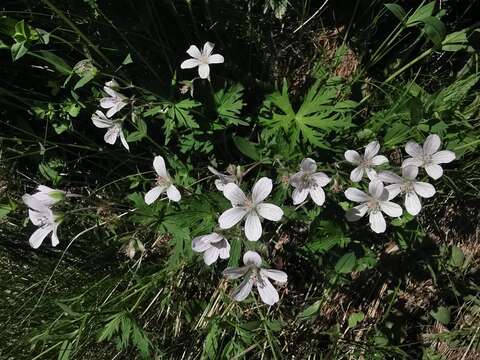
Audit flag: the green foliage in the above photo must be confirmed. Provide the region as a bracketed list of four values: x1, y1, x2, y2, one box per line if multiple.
[260, 77, 355, 148]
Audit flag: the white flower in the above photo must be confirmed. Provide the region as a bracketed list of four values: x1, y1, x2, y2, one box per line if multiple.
[402, 134, 455, 180]
[219, 177, 283, 241]
[344, 141, 389, 182]
[144, 155, 181, 204]
[208, 166, 237, 191]
[33, 185, 65, 206]
[378, 166, 436, 216]
[180, 42, 224, 79]
[345, 180, 402, 233]
[22, 194, 60, 249]
[290, 158, 331, 206]
[91, 110, 130, 151]
[100, 80, 129, 118]
[223, 251, 287, 305]
[192, 232, 230, 265]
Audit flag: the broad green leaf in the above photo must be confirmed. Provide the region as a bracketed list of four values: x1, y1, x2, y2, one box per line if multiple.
[422, 16, 446, 46]
[297, 300, 321, 321]
[450, 245, 464, 267]
[36, 50, 72, 75]
[233, 136, 261, 161]
[406, 2, 435, 27]
[11, 41, 28, 61]
[348, 312, 365, 328]
[430, 306, 450, 325]
[335, 252, 356, 274]
[385, 4, 406, 21]
[442, 30, 468, 52]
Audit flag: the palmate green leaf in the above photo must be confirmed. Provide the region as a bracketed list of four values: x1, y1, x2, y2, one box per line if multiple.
[214, 83, 247, 126]
[165, 99, 201, 141]
[260, 79, 353, 147]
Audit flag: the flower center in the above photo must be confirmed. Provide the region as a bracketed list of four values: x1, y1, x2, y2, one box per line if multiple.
[156, 176, 170, 187]
[400, 180, 414, 194]
[361, 158, 373, 168]
[367, 199, 379, 211]
[39, 216, 51, 228]
[422, 154, 432, 165]
[244, 198, 254, 209]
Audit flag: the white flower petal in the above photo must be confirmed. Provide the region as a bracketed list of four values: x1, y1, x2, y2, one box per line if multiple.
[202, 42, 215, 57]
[300, 158, 317, 172]
[402, 165, 418, 180]
[243, 251, 262, 266]
[312, 172, 330, 187]
[219, 207, 247, 229]
[119, 130, 129, 151]
[203, 247, 220, 265]
[232, 277, 254, 302]
[344, 150, 361, 164]
[198, 63, 210, 79]
[369, 211, 386, 233]
[365, 168, 378, 181]
[425, 163, 443, 180]
[100, 97, 116, 109]
[223, 183, 247, 206]
[23, 194, 50, 213]
[405, 192, 421, 215]
[153, 155, 168, 177]
[28, 209, 44, 226]
[364, 141, 380, 160]
[144, 186, 164, 205]
[208, 54, 224, 64]
[166, 185, 181, 202]
[413, 182, 436, 198]
[245, 212, 262, 241]
[345, 204, 368, 221]
[256, 203, 283, 221]
[223, 266, 249, 279]
[350, 166, 364, 182]
[385, 184, 402, 200]
[106, 102, 127, 118]
[405, 141, 423, 158]
[51, 223, 59, 247]
[402, 158, 423, 168]
[92, 110, 113, 128]
[292, 187, 309, 205]
[369, 180, 384, 199]
[104, 126, 120, 145]
[257, 275, 279, 305]
[289, 171, 304, 188]
[217, 239, 230, 259]
[192, 234, 213, 253]
[186, 45, 202, 58]
[29, 226, 52, 249]
[252, 177, 273, 204]
[345, 188, 369, 202]
[431, 150, 455, 164]
[214, 179, 225, 191]
[378, 171, 402, 184]
[423, 134, 441, 155]
[379, 201, 403, 217]
[371, 155, 389, 166]
[261, 269, 287, 283]
[309, 187, 326, 206]
[180, 58, 201, 69]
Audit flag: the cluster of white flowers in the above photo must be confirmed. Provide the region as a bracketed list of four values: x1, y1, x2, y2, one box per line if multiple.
[91, 80, 130, 151]
[344, 135, 455, 233]
[22, 41, 457, 307]
[22, 186, 64, 248]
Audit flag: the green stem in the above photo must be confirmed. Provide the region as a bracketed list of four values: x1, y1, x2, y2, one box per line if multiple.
[384, 48, 432, 83]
